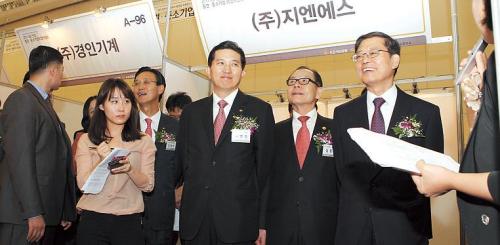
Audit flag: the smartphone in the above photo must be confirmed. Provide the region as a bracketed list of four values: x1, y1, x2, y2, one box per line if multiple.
[108, 155, 126, 170]
[456, 38, 487, 85]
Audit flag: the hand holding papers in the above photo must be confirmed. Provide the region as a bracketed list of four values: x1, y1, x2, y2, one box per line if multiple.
[82, 148, 130, 194]
[347, 128, 459, 173]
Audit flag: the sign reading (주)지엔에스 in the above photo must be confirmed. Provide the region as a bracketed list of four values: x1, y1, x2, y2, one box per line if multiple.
[192, 0, 432, 63]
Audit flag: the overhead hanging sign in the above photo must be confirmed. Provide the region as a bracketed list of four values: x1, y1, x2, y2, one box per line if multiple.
[15, 0, 163, 82]
[192, 0, 432, 63]
[154, 0, 195, 24]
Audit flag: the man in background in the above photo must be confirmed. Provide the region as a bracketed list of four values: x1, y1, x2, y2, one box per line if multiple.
[133, 66, 178, 245]
[165, 91, 192, 244]
[166, 92, 192, 120]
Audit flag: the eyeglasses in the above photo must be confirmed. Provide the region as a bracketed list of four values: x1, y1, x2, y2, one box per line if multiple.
[286, 78, 317, 86]
[352, 50, 390, 62]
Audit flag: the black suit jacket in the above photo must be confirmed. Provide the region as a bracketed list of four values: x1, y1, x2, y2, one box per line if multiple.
[266, 115, 338, 245]
[0, 83, 76, 225]
[333, 87, 443, 245]
[458, 53, 500, 245]
[143, 113, 178, 230]
[175, 90, 275, 242]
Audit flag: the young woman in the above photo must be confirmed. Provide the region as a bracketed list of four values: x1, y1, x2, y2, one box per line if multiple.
[75, 78, 155, 245]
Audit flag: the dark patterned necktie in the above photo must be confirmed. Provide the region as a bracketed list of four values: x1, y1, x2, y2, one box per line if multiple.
[371, 98, 386, 134]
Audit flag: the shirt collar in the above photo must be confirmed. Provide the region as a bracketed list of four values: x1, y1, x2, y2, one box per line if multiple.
[292, 108, 317, 122]
[27, 80, 49, 100]
[213, 88, 239, 107]
[139, 110, 161, 124]
[366, 84, 397, 106]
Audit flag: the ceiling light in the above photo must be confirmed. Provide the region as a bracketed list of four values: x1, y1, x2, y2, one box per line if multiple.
[41, 16, 52, 28]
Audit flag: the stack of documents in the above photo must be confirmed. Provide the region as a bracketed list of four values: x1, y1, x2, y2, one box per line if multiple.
[82, 148, 130, 194]
[347, 128, 459, 173]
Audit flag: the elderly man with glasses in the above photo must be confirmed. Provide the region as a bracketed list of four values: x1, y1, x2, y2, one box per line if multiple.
[332, 31, 444, 245]
[265, 66, 338, 245]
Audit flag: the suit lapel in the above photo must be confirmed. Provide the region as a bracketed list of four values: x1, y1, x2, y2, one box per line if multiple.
[283, 118, 301, 171]
[353, 93, 385, 181]
[202, 96, 216, 149]
[302, 115, 328, 171]
[386, 88, 409, 138]
[354, 93, 370, 129]
[215, 91, 247, 148]
[156, 114, 167, 149]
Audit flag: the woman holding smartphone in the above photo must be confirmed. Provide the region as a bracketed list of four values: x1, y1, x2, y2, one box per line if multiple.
[75, 78, 155, 245]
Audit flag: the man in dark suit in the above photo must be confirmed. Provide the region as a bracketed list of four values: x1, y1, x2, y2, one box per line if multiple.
[175, 40, 275, 245]
[132, 66, 178, 245]
[0, 45, 76, 244]
[266, 66, 337, 244]
[333, 32, 444, 245]
[165, 91, 193, 244]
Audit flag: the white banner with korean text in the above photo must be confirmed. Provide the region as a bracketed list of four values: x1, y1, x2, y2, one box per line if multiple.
[15, 0, 163, 82]
[192, 0, 432, 63]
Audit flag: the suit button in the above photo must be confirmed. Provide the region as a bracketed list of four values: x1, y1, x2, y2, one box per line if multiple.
[481, 214, 490, 225]
[204, 185, 210, 190]
[298, 176, 304, 182]
[212, 161, 216, 166]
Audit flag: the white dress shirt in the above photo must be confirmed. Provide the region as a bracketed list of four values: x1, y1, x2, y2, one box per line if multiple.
[292, 108, 318, 143]
[366, 84, 398, 134]
[139, 110, 161, 142]
[212, 89, 239, 122]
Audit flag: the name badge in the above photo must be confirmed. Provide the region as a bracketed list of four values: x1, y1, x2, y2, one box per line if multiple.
[231, 129, 251, 143]
[322, 144, 334, 157]
[165, 141, 176, 151]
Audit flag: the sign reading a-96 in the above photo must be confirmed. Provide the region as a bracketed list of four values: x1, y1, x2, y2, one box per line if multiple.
[124, 14, 147, 27]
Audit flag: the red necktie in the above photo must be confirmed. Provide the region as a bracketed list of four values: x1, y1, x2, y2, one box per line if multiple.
[214, 100, 228, 144]
[295, 116, 310, 169]
[371, 98, 386, 134]
[145, 118, 153, 137]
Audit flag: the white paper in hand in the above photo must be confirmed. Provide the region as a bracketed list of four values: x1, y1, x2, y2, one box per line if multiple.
[347, 128, 459, 173]
[82, 148, 130, 194]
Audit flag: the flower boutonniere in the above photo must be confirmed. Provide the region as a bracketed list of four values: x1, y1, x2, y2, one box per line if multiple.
[232, 115, 259, 134]
[155, 128, 176, 143]
[312, 127, 333, 153]
[392, 115, 425, 139]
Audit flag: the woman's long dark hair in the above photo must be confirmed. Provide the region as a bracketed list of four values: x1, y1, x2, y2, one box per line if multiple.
[81, 95, 97, 131]
[88, 78, 141, 145]
[483, 0, 493, 31]
[73, 95, 97, 140]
